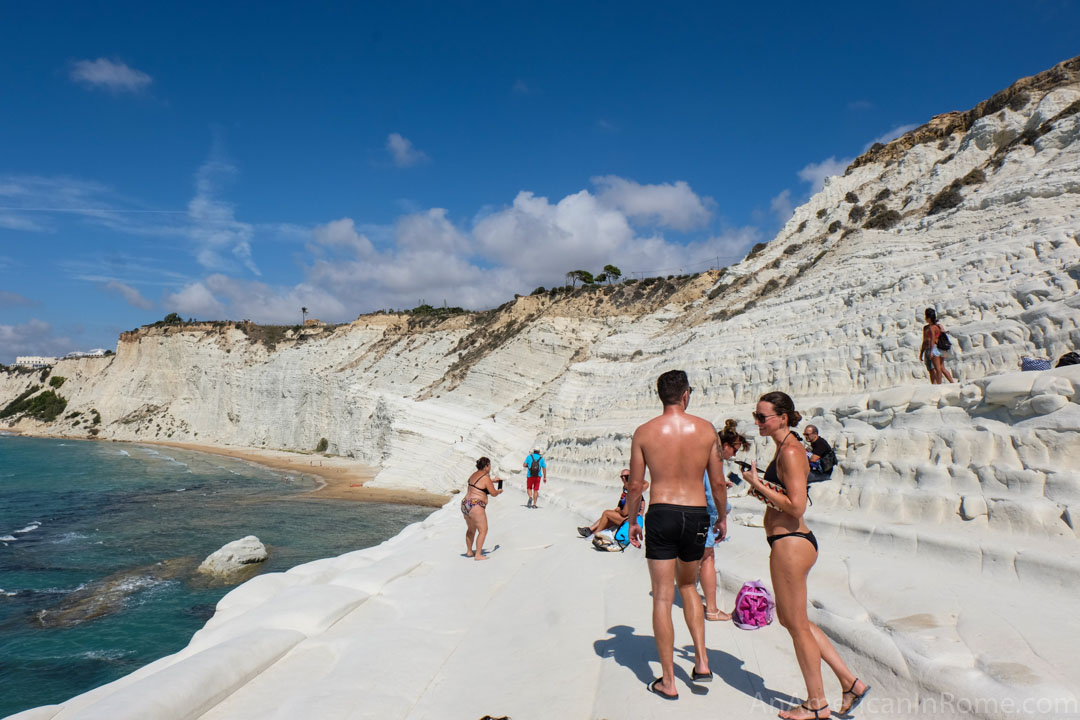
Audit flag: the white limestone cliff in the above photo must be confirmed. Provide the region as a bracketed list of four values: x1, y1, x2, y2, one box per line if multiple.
[4, 56, 1080, 720]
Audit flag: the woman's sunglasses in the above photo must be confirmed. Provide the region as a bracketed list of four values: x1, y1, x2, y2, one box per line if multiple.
[752, 412, 779, 423]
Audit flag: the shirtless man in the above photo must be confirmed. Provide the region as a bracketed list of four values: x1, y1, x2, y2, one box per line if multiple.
[625, 369, 727, 700]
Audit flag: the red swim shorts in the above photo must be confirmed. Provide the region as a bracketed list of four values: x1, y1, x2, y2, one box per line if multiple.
[526, 476, 542, 492]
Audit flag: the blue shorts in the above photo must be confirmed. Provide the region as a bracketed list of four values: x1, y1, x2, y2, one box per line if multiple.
[705, 515, 719, 548]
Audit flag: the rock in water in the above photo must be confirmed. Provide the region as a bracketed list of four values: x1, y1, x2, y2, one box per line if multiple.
[197, 535, 268, 577]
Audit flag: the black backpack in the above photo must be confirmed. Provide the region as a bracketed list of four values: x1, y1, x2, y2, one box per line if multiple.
[936, 325, 952, 352]
[1057, 351, 1080, 368]
[819, 449, 837, 474]
[529, 455, 541, 475]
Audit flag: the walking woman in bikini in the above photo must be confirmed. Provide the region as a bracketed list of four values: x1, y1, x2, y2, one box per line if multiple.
[743, 392, 868, 720]
[463, 456, 502, 561]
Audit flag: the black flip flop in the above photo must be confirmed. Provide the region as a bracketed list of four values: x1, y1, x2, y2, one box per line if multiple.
[691, 669, 713, 683]
[840, 679, 871, 716]
[648, 678, 678, 700]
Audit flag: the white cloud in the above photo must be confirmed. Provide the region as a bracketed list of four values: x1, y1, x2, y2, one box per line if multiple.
[203, 274, 347, 323]
[769, 189, 794, 222]
[0, 319, 74, 362]
[102, 280, 154, 310]
[70, 58, 152, 94]
[163, 282, 227, 319]
[473, 189, 634, 278]
[0, 213, 46, 232]
[395, 208, 470, 254]
[172, 175, 757, 323]
[311, 218, 375, 257]
[863, 123, 919, 151]
[386, 133, 429, 168]
[797, 156, 853, 194]
[188, 157, 258, 275]
[0, 291, 37, 308]
[592, 175, 713, 231]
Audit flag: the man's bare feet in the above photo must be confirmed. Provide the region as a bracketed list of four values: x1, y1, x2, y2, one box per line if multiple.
[465, 551, 475, 557]
[704, 607, 731, 621]
[778, 701, 830, 719]
[475, 553, 490, 561]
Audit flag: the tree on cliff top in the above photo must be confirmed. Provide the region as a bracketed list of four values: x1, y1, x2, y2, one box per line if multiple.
[603, 265, 622, 283]
[566, 270, 594, 287]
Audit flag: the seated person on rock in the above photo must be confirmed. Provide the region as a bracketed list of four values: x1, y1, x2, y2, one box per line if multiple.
[804, 425, 834, 483]
[578, 469, 648, 537]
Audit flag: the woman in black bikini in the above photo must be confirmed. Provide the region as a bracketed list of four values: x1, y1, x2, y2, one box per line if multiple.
[743, 392, 868, 720]
[463, 456, 502, 561]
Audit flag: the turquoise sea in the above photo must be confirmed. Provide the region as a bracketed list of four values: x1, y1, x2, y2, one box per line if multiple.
[0, 434, 434, 718]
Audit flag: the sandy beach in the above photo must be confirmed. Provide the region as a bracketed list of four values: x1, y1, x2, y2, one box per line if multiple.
[145, 441, 450, 508]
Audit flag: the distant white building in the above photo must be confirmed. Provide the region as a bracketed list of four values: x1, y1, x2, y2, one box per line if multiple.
[65, 349, 108, 359]
[14, 356, 57, 368]
[63, 349, 107, 360]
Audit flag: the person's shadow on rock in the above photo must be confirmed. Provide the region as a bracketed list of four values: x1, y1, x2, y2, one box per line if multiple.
[593, 625, 703, 692]
[593, 625, 656, 685]
[674, 643, 800, 707]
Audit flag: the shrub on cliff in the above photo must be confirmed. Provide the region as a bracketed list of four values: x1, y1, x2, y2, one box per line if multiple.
[1, 387, 67, 422]
[848, 204, 866, 223]
[745, 242, 768, 260]
[816, 208, 827, 219]
[928, 182, 963, 214]
[315, 438, 329, 453]
[828, 220, 842, 233]
[864, 209, 901, 230]
[960, 168, 986, 186]
[49, 376, 66, 388]
[844, 191, 859, 204]
[1, 385, 41, 418]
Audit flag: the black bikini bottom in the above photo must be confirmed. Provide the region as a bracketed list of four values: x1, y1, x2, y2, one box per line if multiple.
[766, 530, 818, 552]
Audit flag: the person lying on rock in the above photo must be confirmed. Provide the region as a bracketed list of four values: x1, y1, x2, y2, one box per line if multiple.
[577, 469, 648, 538]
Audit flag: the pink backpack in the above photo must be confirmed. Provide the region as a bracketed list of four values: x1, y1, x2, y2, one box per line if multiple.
[732, 581, 775, 630]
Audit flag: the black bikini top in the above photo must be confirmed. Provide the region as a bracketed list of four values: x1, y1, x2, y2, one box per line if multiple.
[763, 432, 792, 488]
[764, 432, 812, 503]
[469, 473, 491, 495]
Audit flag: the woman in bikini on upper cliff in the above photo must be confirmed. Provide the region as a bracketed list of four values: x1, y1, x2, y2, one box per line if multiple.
[919, 307, 955, 385]
[743, 392, 868, 720]
[463, 456, 502, 561]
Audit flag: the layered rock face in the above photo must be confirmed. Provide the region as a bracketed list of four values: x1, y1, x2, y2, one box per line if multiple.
[3, 55, 1080, 720]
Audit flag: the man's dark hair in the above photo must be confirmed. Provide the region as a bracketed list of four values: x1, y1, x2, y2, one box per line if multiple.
[656, 370, 690, 405]
[806, 425, 818, 434]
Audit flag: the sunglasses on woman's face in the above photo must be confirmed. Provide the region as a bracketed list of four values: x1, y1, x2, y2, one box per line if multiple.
[752, 412, 779, 423]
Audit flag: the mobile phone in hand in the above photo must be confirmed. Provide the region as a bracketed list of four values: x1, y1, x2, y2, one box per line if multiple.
[497, 479, 504, 490]
[726, 472, 743, 485]
[733, 460, 752, 471]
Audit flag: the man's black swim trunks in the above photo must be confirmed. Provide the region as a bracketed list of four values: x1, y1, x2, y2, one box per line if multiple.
[644, 503, 709, 561]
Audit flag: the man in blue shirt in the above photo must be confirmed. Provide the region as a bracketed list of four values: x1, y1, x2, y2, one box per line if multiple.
[522, 449, 547, 508]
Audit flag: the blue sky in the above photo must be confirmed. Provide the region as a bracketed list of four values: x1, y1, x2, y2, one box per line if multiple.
[2, 1, 1079, 362]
